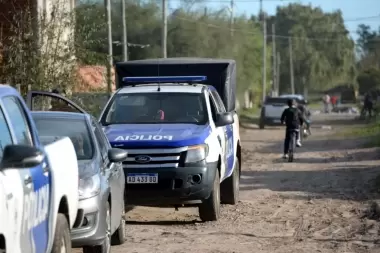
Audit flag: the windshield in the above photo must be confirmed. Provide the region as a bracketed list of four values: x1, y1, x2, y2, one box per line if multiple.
[101, 92, 207, 125]
[33, 117, 94, 160]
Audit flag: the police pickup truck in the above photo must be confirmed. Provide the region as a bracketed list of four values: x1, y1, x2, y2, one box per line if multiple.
[0, 85, 79, 253]
[99, 58, 242, 221]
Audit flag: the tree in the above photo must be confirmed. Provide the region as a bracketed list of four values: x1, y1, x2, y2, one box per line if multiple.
[266, 4, 356, 95]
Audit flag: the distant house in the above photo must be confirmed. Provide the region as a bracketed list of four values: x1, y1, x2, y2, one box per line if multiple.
[76, 65, 116, 92]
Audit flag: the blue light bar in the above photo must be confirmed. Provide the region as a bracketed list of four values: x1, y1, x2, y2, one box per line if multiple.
[122, 76, 207, 83]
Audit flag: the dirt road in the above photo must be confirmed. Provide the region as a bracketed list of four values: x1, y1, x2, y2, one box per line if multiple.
[79, 114, 380, 253]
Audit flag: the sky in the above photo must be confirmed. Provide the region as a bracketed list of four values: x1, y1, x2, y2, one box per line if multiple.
[169, 0, 380, 41]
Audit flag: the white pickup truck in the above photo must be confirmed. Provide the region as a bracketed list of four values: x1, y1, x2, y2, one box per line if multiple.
[0, 85, 79, 253]
[100, 58, 242, 221]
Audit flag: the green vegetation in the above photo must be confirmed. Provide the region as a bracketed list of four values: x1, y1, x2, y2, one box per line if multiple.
[1, 1, 379, 103]
[73, 2, 366, 99]
[342, 121, 380, 147]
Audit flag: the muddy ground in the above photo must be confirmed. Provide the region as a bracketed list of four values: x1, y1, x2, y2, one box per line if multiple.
[77, 114, 380, 253]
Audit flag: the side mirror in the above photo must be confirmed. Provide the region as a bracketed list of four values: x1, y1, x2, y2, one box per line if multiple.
[215, 112, 234, 127]
[0, 145, 45, 169]
[108, 148, 128, 163]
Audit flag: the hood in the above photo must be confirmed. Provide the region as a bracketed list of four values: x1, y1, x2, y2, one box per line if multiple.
[104, 124, 211, 148]
[78, 160, 99, 178]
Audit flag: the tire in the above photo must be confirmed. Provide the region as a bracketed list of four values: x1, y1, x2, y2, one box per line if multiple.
[83, 202, 111, 253]
[111, 204, 126, 245]
[221, 158, 240, 205]
[288, 133, 295, 163]
[51, 214, 71, 253]
[198, 170, 220, 222]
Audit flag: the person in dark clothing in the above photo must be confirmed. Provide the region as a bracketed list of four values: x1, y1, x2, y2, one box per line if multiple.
[363, 93, 373, 118]
[281, 99, 305, 159]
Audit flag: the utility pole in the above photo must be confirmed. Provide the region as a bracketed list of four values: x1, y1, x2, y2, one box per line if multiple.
[230, 0, 234, 36]
[277, 51, 281, 93]
[121, 0, 128, 61]
[105, 0, 113, 96]
[289, 37, 295, 94]
[161, 0, 167, 58]
[271, 23, 276, 96]
[261, 0, 267, 103]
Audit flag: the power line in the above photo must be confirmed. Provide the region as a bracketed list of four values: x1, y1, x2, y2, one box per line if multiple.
[173, 16, 380, 42]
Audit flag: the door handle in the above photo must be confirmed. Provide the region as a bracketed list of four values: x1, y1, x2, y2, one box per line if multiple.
[42, 162, 49, 175]
[24, 176, 32, 186]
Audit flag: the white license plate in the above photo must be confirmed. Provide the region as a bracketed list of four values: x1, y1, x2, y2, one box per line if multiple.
[273, 119, 281, 123]
[127, 173, 158, 184]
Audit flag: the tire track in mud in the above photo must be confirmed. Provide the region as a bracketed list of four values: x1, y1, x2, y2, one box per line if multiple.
[77, 114, 380, 253]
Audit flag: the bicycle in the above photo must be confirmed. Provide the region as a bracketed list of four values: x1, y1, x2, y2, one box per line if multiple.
[288, 130, 298, 162]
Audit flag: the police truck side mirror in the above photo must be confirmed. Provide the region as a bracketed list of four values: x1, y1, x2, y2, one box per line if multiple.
[215, 112, 234, 127]
[0, 145, 45, 169]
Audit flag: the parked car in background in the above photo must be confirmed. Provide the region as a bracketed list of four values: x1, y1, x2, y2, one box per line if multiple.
[27, 91, 128, 253]
[259, 97, 290, 129]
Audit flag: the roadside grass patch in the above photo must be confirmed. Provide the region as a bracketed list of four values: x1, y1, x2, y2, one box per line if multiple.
[342, 121, 380, 147]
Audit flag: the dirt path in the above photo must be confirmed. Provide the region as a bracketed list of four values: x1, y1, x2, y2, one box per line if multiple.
[81, 114, 380, 253]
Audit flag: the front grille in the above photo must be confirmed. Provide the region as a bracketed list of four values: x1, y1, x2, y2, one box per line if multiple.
[121, 146, 187, 168]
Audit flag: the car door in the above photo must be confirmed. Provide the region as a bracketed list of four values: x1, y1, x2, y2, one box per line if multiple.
[91, 119, 122, 233]
[210, 90, 235, 179]
[98, 119, 124, 228]
[26, 91, 86, 113]
[2, 95, 52, 253]
[0, 102, 24, 253]
[208, 91, 228, 180]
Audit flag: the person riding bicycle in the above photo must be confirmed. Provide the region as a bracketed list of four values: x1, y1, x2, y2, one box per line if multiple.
[297, 101, 312, 136]
[280, 98, 305, 159]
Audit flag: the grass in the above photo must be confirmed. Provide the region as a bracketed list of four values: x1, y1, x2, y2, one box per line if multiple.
[237, 107, 260, 126]
[342, 120, 380, 147]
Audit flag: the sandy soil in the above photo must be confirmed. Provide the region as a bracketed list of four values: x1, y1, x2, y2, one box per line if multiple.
[76, 114, 380, 253]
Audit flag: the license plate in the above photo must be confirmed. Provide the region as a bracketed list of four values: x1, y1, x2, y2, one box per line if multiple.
[273, 119, 281, 123]
[127, 173, 158, 184]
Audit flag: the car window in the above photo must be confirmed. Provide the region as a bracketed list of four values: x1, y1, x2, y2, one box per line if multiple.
[2, 96, 33, 145]
[92, 120, 108, 159]
[0, 106, 13, 160]
[101, 92, 207, 125]
[211, 91, 226, 113]
[33, 117, 94, 160]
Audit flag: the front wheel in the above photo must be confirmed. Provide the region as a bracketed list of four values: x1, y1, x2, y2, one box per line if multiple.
[83, 202, 111, 253]
[111, 203, 126, 245]
[221, 158, 240, 204]
[198, 171, 220, 221]
[51, 214, 71, 253]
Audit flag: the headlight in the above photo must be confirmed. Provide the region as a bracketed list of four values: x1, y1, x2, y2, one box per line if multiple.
[185, 144, 209, 163]
[78, 174, 101, 200]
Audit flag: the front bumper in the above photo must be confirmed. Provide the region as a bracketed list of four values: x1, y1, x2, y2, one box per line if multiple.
[125, 161, 218, 206]
[261, 116, 283, 125]
[71, 195, 107, 247]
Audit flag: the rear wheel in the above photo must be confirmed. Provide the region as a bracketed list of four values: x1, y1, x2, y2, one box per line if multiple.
[221, 158, 240, 204]
[51, 214, 71, 253]
[199, 171, 220, 221]
[288, 133, 296, 163]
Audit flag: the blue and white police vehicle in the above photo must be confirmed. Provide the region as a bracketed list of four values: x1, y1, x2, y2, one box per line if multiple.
[0, 85, 79, 253]
[99, 58, 242, 221]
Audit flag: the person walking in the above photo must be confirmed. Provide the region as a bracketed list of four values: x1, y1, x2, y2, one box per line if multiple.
[322, 93, 331, 113]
